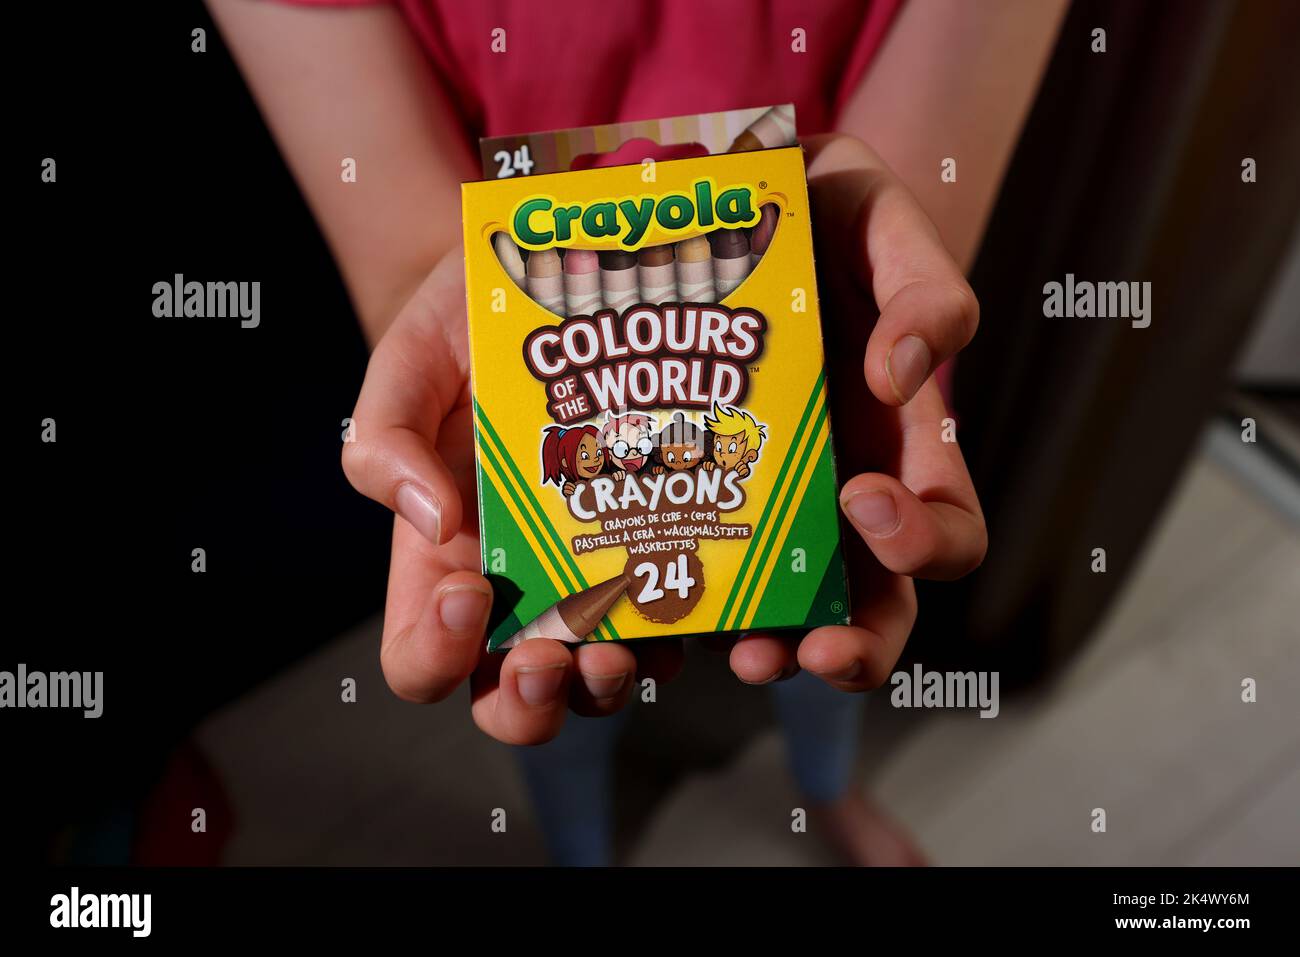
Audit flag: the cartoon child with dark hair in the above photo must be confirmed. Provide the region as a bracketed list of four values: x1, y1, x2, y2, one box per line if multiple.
[600, 411, 655, 480]
[652, 412, 706, 473]
[541, 424, 604, 496]
[702, 402, 766, 478]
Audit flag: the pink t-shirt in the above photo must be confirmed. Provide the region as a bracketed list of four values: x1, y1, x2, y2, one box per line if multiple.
[272, 1, 955, 402]
[275, 0, 902, 137]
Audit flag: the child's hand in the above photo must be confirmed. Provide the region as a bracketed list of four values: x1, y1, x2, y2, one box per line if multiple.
[728, 134, 987, 691]
[342, 251, 681, 745]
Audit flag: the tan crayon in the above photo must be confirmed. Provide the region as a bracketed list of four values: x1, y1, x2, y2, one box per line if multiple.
[637, 244, 677, 305]
[675, 235, 715, 302]
[563, 248, 602, 316]
[496, 573, 630, 650]
[599, 250, 640, 313]
[710, 228, 751, 298]
[727, 104, 796, 153]
[493, 232, 526, 289]
[526, 247, 566, 316]
[750, 204, 778, 268]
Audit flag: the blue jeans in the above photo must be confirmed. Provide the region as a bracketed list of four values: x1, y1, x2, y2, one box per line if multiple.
[513, 670, 864, 866]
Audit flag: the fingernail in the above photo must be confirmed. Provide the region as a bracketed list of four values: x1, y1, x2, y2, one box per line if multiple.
[395, 482, 442, 544]
[740, 670, 783, 686]
[886, 335, 932, 403]
[814, 660, 862, 682]
[580, 671, 628, 701]
[438, 585, 491, 636]
[516, 663, 567, 706]
[843, 489, 899, 535]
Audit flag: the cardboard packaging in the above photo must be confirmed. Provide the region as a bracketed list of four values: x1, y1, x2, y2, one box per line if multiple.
[462, 106, 849, 651]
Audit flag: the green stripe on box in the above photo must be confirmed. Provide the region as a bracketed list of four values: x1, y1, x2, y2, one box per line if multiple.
[475, 403, 621, 642]
[715, 372, 824, 631]
[746, 438, 848, 628]
[731, 398, 829, 628]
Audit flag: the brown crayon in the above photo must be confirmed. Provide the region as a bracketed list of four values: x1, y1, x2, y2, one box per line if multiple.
[750, 204, 778, 268]
[599, 250, 640, 313]
[709, 228, 751, 298]
[497, 573, 630, 649]
[637, 244, 677, 305]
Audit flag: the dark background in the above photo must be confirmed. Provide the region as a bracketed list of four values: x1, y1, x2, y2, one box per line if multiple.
[15, 2, 388, 859]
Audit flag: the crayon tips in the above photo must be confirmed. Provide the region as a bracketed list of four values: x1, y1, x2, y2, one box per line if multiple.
[526, 247, 565, 316]
[638, 244, 674, 266]
[497, 573, 631, 650]
[750, 204, 778, 266]
[710, 228, 751, 299]
[564, 248, 599, 273]
[504, 219, 775, 315]
[637, 244, 677, 305]
[599, 250, 640, 313]
[675, 235, 716, 303]
[727, 104, 797, 153]
[562, 248, 602, 317]
[493, 232, 526, 289]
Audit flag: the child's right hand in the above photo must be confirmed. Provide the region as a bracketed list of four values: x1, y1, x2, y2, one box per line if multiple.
[342, 249, 682, 745]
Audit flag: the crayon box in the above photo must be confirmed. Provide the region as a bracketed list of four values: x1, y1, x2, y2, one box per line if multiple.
[461, 106, 849, 652]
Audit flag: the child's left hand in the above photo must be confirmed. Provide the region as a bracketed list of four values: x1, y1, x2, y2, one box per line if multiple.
[727, 134, 987, 690]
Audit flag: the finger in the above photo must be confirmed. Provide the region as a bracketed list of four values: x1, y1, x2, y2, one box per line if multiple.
[729, 631, 801, 685]
[569, 642, 637, 716]
[341, 290, 467, 546]
[379, 528, 492, 703]
[803, 134, 978, 406]
[839, 378, 986, 579]
[865, 278, 978, 407]
[798, 574, 917, 692]
[839, 473, 987, 581]
[470, 639, 575, 745]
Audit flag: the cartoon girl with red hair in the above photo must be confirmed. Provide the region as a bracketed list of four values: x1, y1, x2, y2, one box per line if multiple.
[541, 424, 605, 496]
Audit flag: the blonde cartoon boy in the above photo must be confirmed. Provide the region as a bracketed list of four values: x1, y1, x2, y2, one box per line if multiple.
[702, 403, 767, 478]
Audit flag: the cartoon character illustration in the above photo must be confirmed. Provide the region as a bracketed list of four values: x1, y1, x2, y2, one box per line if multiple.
[541, 424, 605, 496]
[652, 412, 706, 474]
[702, 403, 767, 478]
[600, 412, 656, 480]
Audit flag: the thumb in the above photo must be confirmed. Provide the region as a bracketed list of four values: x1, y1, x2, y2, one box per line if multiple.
[341, 282, 468, 545]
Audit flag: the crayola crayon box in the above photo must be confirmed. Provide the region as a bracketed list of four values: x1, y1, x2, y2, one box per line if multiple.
[462, 106, 849, 652]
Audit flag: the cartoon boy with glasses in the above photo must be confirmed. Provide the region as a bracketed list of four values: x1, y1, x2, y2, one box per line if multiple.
[600, 411, 656, 480]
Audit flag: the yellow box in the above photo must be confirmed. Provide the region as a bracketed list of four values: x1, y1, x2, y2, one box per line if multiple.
[463, 142, 848, 651]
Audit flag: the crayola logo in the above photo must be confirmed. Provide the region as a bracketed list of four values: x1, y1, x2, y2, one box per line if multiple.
[511, 178, 760, 251]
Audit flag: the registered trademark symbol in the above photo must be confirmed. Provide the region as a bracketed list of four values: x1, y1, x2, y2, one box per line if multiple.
[758, 181, 767, 189]
[830, 600, 845, 614]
